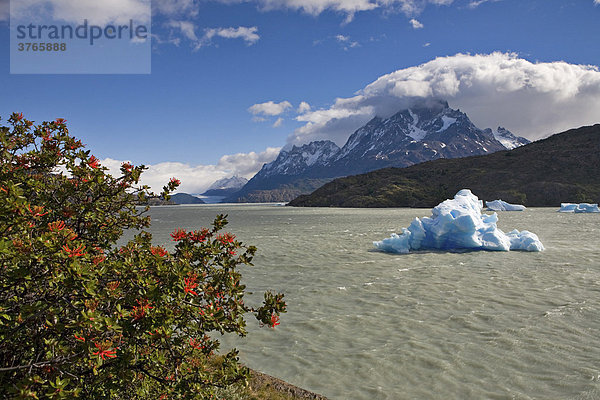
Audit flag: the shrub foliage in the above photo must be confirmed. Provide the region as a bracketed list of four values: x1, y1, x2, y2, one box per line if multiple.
[0, 113, 286, 398]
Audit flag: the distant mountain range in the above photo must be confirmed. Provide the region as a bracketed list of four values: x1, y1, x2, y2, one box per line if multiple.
[288, 124, 600, 208]
[202, 176, 248, 197]
[226, 100, 529, 203]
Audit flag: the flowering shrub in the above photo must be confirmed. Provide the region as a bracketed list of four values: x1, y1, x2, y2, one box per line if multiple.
[0, 114, 286, 398]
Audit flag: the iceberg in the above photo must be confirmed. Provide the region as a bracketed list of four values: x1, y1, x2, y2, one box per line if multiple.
[486, 199, 526, 211]
[558, 203, 600, 213]
[373, 189, 544, 254]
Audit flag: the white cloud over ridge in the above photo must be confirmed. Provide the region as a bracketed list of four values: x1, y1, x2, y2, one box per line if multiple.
[100, 147, 280, 194]
[290, 52, 600, 146]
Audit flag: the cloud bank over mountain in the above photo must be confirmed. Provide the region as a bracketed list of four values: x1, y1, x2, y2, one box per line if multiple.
[100, 147, 280, 194]
[290, 52, 600, 146]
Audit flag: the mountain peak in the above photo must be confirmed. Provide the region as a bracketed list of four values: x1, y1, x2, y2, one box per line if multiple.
[231, 100, 531, 202]
[207, 175, 248, 191]
[485, 126, 531, 150]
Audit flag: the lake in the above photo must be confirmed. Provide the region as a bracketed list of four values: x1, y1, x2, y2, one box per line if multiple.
[144, 204, 600, 399]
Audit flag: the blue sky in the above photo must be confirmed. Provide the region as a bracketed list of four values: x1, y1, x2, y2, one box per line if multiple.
[1, 0, 599, 192]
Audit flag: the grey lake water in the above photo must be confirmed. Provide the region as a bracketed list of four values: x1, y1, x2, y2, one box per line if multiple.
[144, 204, 600, 400]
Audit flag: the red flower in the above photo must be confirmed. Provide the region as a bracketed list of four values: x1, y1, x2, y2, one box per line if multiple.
[107, 281, 120, 291]
[92, 342, 117, 360]
[48, 221, 65, 232]
[217, 233, 235, 245]
[92, 255, 106, 265]
[189, 338, 205, 350]
[184, 273, 199, 296]
[131, 299, 153, 321]
[55, 118, 67, 125]
[269, 313, 280, 328]
[88, 156, 100, 169]
[62, 244, 86, 258]
[189, 228, 209, 242]
[170, 228, 187, 241]
[122, 162, 133, 172]
[15, 112, 23, 121]
[169, 177, 181, 186]
[151, 246, 168, 257]
[74, 333, 86, 342]
[28, 205, 49, 217]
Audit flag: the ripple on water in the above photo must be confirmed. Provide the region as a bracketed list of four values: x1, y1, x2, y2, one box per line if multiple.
[144, 206, 600, 400]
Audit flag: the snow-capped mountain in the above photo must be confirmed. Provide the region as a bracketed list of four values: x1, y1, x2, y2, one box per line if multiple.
[227, 100, 530, 202]
[206, 176, 248, 191]
[329, 100, 508, 175]
[257, 140, 341, 179]
[486, 127, 531, 150]
[201, 176, 248, 196]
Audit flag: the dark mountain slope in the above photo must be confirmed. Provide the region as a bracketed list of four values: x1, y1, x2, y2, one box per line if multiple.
[288, 124, 600, 208]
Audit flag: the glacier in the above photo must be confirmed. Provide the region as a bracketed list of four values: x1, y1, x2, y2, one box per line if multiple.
[558, 203, 600, 213]
[373, 189, 544, 254]
[486, 199, 526, 211]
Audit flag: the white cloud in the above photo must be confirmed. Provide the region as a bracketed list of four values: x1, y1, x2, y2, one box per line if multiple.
[423, 42, 431, 47]
[335, 34, 360, 49]
[10, 0, 150, 25]
[203, 26, 260, 46]
[409, 18, 423, 28]
[100, 147, 280, 194]
[248, 101, 293, 116]
[297, 101, 312, 114]
[210, 0, 454, 20]
[595, 0, 600, 5]
[290, 52, 600, 145]
[273, 117, 284, 128]
[167, 20, 198, 41]
[153, 0, 199, 18]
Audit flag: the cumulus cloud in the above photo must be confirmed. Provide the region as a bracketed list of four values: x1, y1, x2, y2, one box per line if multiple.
[290, 52, 600, 145]
[100, 147, 280, 194]
[297, 101, 312, 114]
[409, 18, 424, 28]
[248, 101, 293, 117]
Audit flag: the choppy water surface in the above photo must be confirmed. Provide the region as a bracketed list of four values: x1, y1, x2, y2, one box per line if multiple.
[146, 205, 600, 399]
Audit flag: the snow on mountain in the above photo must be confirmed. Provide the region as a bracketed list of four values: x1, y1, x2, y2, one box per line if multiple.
[487, 126, 531, 150]
[329, 99, 510, 175]
[232, 100, 532, 202]
[206, 176, 248, 191]
[258, 140, 340, 179]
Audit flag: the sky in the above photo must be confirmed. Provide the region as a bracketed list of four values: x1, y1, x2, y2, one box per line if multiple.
[1, 0, 600, 193]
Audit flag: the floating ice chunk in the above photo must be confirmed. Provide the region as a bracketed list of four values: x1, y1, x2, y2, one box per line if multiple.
[374, 189, 544, 254]
[486, 199, 526, 211]
[558, 203, 600, 213]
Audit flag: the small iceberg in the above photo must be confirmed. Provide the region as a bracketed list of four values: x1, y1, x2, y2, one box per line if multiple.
[558, 203, 600, 213]
[374, 189, 544, 254]
[486, 199, 526, 211]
